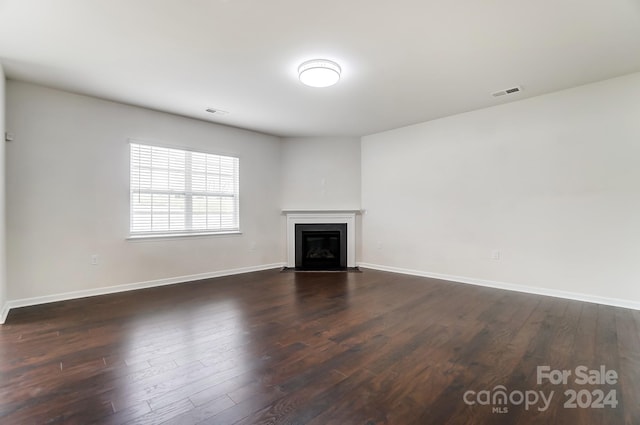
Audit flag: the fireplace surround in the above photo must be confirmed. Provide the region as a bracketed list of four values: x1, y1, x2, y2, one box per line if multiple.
[284, 210, 358, 269]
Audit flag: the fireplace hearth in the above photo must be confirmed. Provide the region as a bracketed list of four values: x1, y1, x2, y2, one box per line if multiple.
[295, 223, 347, 270]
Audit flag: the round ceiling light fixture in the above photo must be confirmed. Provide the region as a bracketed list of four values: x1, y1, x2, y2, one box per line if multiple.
[298, 59, 341, 88]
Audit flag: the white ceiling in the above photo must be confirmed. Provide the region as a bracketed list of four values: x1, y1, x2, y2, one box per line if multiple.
[1, 0, 640, 137]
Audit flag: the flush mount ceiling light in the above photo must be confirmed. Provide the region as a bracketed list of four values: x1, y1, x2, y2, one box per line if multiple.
[298, 59, 341, 88]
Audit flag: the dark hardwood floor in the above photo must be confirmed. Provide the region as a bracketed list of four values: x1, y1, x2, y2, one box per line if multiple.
[1, 269, 639, 424]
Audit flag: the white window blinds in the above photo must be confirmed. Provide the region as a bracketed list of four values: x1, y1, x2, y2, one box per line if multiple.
[130, 142, 240, 236]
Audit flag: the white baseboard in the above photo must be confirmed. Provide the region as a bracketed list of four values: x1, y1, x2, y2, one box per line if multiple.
[0, 302, 9, 325]
[0, 263, 285, 324]
[358, 262, 640, 311]
[4, 261, 636, 324]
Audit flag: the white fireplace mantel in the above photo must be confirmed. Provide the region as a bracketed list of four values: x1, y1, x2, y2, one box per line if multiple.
[283, 210, 360, 268]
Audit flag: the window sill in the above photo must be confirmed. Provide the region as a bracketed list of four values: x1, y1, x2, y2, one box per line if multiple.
[127, 231, 242, 241]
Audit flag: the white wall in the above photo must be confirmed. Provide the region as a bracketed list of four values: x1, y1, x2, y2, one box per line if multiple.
[6, 81, 283, 301]
[361, 72, 640, 306]
[7, 72, 639, 311]
[0, 65, 7, 322]
[280, 137, 361, 210]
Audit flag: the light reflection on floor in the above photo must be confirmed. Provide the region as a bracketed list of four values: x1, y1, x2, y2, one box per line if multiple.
[117, 298, 252, 409]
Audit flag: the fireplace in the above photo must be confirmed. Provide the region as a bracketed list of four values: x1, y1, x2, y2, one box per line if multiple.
[284, 210, 358, 269]
[295, 223, 347, 270]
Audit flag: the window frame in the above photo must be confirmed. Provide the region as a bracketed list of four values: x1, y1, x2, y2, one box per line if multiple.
[128, 140, 241, 239]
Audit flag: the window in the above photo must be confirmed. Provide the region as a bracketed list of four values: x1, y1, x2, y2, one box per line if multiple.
[130, 142, 239, 236]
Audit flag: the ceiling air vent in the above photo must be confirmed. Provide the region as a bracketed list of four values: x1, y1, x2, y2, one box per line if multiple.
[492, 86, 522, 97]
[205, 108, 229, 116]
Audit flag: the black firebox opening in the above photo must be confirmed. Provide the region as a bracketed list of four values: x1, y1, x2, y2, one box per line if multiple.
[295, 223, 347, 270]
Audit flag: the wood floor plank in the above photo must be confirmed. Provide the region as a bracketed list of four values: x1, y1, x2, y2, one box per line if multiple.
[616, 308, 640, 425]
[1, 268, 638, 424]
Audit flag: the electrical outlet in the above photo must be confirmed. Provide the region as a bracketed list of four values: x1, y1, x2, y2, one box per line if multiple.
[91, 254, 99, 265]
